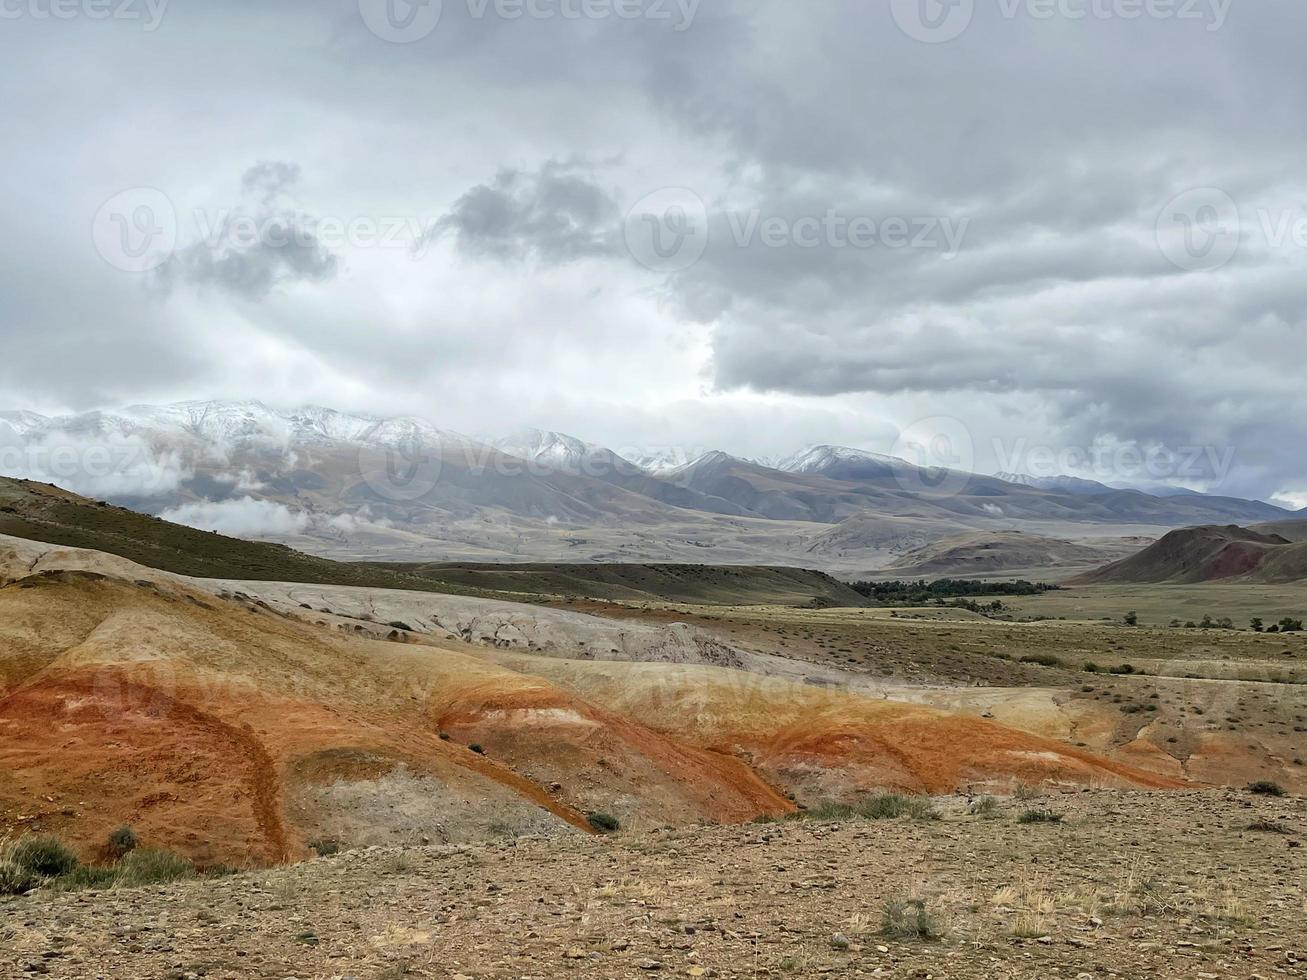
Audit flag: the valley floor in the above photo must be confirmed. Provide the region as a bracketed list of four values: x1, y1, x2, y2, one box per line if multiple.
[3, 789, 1303, 979]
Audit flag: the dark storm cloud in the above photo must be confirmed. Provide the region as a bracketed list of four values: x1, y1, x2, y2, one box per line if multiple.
[155, 163, 338, 301]
[427, 162, 621, 263]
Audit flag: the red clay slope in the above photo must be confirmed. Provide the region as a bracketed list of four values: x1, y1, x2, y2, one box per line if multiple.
[1074, 525, 1297, 584]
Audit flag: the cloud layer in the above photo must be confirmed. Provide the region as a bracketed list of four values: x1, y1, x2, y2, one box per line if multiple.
[1, 1, 1304, 500]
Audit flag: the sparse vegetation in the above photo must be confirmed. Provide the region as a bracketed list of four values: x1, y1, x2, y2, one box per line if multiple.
[1247, 780, 1285, 797]
[968, 796, 1000, 818]
[1246, 819, 1290, 834]
[1017, 809, 1065, 824]
[1019, 654, 1062, 668]
[586, 812, 621, 833]
[106, 826, 138, 858]
[0, 833, 199, 894]
[799, 793, 940, 823]
[849, 578, 1060, 603]
[0, 857, 39, 896]
[8, 835, 79, 878]
[881, 897, 943, 939]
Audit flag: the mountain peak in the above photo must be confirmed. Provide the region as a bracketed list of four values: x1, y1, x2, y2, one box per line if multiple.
[779, 445, 904, 478]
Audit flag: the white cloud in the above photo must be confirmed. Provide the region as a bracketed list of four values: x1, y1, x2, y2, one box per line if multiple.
[0, 431, 191, 500]
[159, 497, 309, 538]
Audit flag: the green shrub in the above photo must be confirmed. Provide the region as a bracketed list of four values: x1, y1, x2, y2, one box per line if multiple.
[586, 812, 621, 833]
[1019, 654, 1062, 668]
[1248, 780, 1285, 797]
[106, 826, 138, 858]
[0, 860, 39, 895]
[1017, 809, 1064, 824]
[9, 836, 78, 878]
[49, 865, 120, 891]
[799, 793, 940, 822]
[968, 796, 999, 818]
[881, 897, 943, 939]
[114, 848, 194, 887]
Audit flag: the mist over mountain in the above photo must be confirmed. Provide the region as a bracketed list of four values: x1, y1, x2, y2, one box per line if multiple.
[0, 401, 1293, 574]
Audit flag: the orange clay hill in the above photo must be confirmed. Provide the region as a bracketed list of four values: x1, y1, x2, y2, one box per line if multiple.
[0, 531, 1181, 869]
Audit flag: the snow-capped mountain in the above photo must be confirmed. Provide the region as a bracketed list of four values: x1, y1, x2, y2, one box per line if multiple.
[5, 401, 467, 453]
[779, 445, 905, 477]
[994, 471, 1119, 496]
[617, 447, 708, 475]
[493, 428, 617, 472]
[2, 401, 1291, 555]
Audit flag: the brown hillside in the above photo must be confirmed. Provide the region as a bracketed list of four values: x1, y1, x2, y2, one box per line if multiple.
[1075, 524, 1307, 584]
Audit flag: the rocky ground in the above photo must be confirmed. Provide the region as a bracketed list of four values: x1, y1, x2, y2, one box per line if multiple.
[3, 789, 1304, 980]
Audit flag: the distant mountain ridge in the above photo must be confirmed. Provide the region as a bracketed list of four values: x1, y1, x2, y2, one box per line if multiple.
[0, 401, 1292, 566]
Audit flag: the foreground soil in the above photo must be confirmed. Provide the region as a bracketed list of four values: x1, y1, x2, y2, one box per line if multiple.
[3, 790, 1303, 979]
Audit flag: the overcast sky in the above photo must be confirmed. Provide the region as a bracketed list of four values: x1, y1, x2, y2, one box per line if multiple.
[2, 0, 1305, 504]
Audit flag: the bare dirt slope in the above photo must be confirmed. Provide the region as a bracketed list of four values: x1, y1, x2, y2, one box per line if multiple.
[888, 529, 1144, 577]
[3, 789, 1302, 980]
[1077, 524, 1307, 584]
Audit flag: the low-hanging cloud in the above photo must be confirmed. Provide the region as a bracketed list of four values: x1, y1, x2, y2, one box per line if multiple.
[0, 426, 192, 500]
[159, 497, 310, 538]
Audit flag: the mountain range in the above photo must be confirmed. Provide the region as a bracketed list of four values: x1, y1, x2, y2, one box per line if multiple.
[0, 401, 1296, 570]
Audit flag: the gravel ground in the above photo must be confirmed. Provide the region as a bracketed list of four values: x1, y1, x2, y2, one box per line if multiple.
[3, 789, 1304, 979]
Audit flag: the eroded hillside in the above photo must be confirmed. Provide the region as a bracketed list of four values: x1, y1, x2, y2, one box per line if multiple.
[0, 533, 1177, 868]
